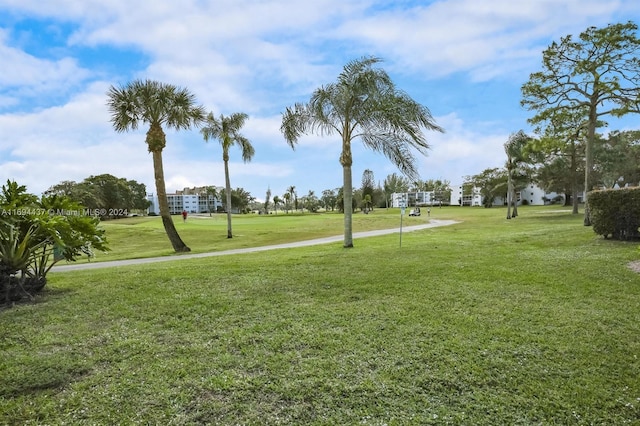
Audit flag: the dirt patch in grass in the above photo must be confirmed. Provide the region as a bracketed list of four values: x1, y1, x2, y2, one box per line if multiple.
[628, 260, 640, 273]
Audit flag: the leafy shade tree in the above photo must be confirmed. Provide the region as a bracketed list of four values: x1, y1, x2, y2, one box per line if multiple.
[596, 130, 640, 188]
[321, 189, 337, 211]
[47, 175, 151, 216]
[411, 178, 452, 206]
[220, 187, 254, 214]
[504, 131, 531, 219]
[281, 57, 443, 247]
[466, 168, 508, 208]
[383, 173, 410, 208]
[201, 112, 254, 238]
[302, 190, 320, 213]
[521, 21, 640, 225]
[528, 108, 588, 214]
[107, 79, 205, 252]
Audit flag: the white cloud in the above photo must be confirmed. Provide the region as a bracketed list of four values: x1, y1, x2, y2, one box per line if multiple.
[1, 0, 639, 200]
[0, 29, 91, 108]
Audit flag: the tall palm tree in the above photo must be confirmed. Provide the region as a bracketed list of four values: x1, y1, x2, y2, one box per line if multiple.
[204, 185, 219, 216]
[504, 130, 530, 219]
[286, 186, 296, 213]
[281, 57, 443, 247]
[107, 79, 205, 252]
[272, 195, 281, 215]
[200, 112, 254, 238]
[282, 192, 291, 214]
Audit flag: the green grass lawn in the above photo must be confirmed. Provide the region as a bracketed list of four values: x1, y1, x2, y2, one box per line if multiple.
[1, 206, 639, 424]
[74, 208, 444, 262]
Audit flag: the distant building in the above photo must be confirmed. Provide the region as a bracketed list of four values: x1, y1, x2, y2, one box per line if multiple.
[391, 183, 561, 208]
[147, 186, 222, 215]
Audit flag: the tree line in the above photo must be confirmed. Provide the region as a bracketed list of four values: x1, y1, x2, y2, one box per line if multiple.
[45, 174, 150, 218]
[466, 21, 640, 224]
[107, 56, 443, 251]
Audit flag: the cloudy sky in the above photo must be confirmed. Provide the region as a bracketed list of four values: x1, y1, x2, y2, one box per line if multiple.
[2, 0, 639, 202]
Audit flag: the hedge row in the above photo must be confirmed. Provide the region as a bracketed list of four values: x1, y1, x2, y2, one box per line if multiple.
[589, 187, 640, 240]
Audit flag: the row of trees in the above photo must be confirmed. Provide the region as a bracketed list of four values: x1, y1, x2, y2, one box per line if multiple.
[107, 82, 257, 247]
[45, 174, 150, 218]
[467, 129, 640, 214]
[520, 21, 640, 225]
[260, 171, 452, 216]
[108, 56, 443, 251]
[466, 21, 640, 224]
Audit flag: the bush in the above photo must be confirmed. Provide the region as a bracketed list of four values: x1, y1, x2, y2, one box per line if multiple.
[0, 181, 109, 305]
[589, 187, 640, 240]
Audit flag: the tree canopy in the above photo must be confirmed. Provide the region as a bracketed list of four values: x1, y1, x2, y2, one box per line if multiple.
[521, 21, 640, 225]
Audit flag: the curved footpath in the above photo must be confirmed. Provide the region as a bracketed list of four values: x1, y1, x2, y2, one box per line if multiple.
[51, 219, 459, 273]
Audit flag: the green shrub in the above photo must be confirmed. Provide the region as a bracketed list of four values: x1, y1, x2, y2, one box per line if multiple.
[0, 181, 109, 305]
[589, 187, 640, 240]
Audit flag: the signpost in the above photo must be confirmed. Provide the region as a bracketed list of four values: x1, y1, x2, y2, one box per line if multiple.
[399, 195, 406, 248]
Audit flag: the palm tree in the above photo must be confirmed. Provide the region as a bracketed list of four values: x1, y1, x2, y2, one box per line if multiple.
[204, 185, 219, 216]
[272, 195, 282, 215]
[286, 186, 296, 213]
[200, 112, 254, 238]
[107, 79, 205, 252]
[504, 131, 530, 219]
[281, 57, 443, 247]
[282, 192, 291, 214]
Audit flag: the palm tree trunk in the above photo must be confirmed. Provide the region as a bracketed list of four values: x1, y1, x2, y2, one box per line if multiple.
[343, 164, 354, 248]
[506, 178, 513, 220]
[152, 150, 190, 252]
[224, 159, 233, 239]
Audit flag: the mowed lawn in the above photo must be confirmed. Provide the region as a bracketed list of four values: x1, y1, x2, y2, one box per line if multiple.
[74, 209, 430, 262]
[1, 206, 639, 424]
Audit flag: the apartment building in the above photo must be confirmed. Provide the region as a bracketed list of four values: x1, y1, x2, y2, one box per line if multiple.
[147, 186, 222, 215]
[391, 183, 560, 208]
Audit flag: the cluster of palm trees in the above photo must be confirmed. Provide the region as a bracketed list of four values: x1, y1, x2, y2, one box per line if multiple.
[107, 83, 255, 250]
[107, 56, 443, 251]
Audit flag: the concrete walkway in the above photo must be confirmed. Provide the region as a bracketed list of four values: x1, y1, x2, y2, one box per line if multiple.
[51, 219, 459, 272]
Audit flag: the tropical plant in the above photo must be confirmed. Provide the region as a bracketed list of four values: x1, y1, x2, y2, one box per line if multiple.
[286, 186, 296, 213]
[201, 112, 254, 238]
[272, 195, 282, 215]
[283, 192, 291, 214]
[281, 56, 443, 247]
[107, 79, 205, 251]
[264, 187, 272, 215]
[1, 183, 108, 304]
[505, 131, 531, 219]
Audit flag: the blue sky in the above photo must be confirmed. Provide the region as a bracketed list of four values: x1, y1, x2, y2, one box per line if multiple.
[2, 0, 640, 202]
